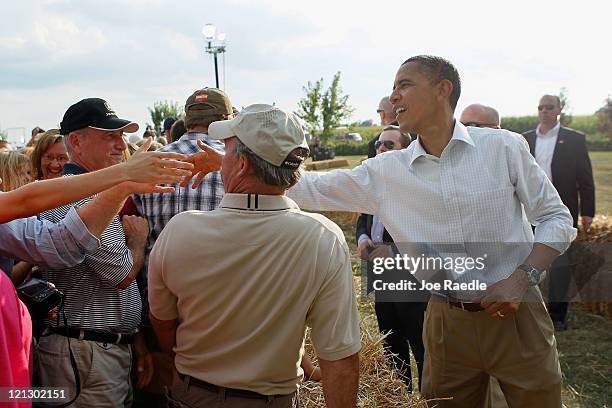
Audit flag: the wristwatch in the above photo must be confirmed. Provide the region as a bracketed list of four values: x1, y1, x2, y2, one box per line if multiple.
[517, 264, 545, 286]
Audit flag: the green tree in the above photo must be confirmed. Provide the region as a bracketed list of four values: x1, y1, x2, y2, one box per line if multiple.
[296, 79, 322, 135]
[559, 87, 572, 127]
[0, 129, 7, 141]
[148, 100, 184, 130]
[320, 72, 354, 142]
[595, 96, 612, 140]
[296, 72, 353, 144]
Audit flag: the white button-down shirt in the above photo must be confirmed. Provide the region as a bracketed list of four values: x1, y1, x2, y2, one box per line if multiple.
[289, 122, 576, 299]
[535, 122, 560, 181]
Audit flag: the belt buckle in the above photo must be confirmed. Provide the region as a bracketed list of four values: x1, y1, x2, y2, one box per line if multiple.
[78, 329, 85, 340]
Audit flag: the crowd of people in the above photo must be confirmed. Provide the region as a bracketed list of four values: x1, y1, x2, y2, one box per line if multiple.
[0, 54, 596, 408]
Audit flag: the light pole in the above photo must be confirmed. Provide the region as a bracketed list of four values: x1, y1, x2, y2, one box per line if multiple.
[202, 24, 226, 89]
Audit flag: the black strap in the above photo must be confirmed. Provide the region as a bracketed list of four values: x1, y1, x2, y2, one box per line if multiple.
[34, 298, 81, 408]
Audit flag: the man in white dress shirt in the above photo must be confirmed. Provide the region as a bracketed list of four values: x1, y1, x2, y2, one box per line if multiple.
[287, 55, 576, 407]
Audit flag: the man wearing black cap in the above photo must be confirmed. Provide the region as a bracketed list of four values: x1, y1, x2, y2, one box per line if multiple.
[37, 98, 150, 406]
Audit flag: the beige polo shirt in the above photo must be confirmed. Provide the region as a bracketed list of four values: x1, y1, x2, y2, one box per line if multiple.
[148, 193, 360, 395]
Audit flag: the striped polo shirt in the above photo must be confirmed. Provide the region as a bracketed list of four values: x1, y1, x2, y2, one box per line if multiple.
[39, 163, 141, 333]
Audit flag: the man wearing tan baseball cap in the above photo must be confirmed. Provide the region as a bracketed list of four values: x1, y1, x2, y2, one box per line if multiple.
[149, 104, 360, 408]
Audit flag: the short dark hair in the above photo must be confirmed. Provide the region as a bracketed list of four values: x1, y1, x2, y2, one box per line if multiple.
[402, 55, 461, 111]
[382, 125, 411, 148]
[170, 119, 186, 143]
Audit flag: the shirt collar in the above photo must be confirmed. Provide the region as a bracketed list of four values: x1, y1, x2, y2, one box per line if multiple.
[536, 122, 560, 139]
[220, 193, 300, 211]
[179, 132, 210, 141]
[408, 120, 475, 167]
[62, 163, 88, 175]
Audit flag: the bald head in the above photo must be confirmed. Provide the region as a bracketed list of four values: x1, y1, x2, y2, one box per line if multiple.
[460, 104, 500, 129]
[377, 96, 396, 126]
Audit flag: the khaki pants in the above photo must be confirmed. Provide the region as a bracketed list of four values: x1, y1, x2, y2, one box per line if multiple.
[421, 289, 562, 408]
[37, 333, 132, 407]
[167, 375, 299, 408]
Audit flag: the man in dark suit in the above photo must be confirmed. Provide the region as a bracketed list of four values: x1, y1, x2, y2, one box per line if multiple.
[523, 94, 595, 331]
[356, 126, 428, 392]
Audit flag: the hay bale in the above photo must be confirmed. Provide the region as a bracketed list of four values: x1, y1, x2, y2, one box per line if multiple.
[299, 277, 432, 407]
[299, 321, 427, 407]
[572, 216, 612, 319]
[305, 159, 350, 171]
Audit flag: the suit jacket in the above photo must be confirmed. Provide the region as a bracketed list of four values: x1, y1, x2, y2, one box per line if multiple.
[523, 126, 595, 227]
[356, 213, 393, 244]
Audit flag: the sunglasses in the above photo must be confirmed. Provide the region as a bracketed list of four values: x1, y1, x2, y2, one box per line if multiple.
[375, 140, 395, 150]
[538, 104, 557, 111]
[462, 121, 499, 128]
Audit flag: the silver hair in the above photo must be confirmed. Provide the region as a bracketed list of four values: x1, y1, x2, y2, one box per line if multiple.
[233, 139, 306, 189]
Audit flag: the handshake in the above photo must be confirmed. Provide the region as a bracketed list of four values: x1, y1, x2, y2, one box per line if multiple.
[118, 138, 224, 195]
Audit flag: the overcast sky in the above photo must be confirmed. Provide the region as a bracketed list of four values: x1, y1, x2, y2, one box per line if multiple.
[1, 0, 610, 140]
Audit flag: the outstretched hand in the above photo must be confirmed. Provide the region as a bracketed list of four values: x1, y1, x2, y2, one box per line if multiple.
[124, 138, 194, 185]
[180, 140, 224, 189]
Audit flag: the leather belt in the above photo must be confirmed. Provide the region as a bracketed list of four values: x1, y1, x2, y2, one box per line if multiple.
[433, 293, 484, 312]
[179, 374, 292, 401]
[51, 327, 133, 344]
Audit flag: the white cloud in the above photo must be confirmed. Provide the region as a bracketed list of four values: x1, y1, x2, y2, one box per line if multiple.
[1, 0, 611, 133]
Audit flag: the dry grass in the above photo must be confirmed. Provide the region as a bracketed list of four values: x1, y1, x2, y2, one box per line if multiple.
[299, 278, 434, 408]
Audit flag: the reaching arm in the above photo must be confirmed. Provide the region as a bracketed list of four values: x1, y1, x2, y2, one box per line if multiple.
[0, 209, 100, 269]
[0, 138, 193, 224]
[287, 162, 379, 214]
[319, 353, 359, 408]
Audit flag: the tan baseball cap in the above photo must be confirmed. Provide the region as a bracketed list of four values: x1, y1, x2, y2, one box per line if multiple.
[185, 88, 233, 120]
[208, 104, 309, 168]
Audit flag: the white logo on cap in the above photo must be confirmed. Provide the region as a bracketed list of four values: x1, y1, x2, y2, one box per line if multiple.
[104, 101, 116, 116]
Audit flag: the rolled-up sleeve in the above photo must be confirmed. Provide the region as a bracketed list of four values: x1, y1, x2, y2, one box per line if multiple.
[510, 135, 577, 253]
[0, 207, 100, 269]
[288, 162, 379, 215]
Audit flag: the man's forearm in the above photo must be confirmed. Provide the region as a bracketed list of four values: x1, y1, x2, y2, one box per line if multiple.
[117, 247, 144, 289]
[319, 353, 359, 408]
[522, 242, 561, 273]
[1, 164, 131, 224]
[76, 185, 130, 238]
[150, 313, 178, 354]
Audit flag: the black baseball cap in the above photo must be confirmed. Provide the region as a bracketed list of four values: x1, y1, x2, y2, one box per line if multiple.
[59, 98, 139, 135]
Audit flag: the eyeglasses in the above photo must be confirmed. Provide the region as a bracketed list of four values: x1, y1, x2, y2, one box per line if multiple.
[461, 122, 499, 128]
[42, 154, 69, 163]
[538, 104, 557, 111]
[374, 140, 395, 150]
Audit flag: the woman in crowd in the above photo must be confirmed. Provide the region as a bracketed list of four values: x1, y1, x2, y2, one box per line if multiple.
[30, 130, 68, 180]
[0, 151, 34, 192]
[0, 152, 36, 283]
